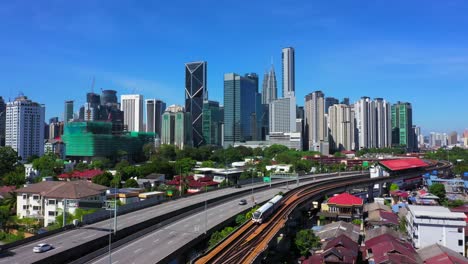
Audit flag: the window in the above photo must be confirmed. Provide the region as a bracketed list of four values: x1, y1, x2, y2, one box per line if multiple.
[32, 206, 41, 211]
[22, 194, 27, 200]
[459, 240, 463, 246]
[48, 199, 56, 205]
[48, 211, 56, 216]
[33, 195, 39, 200]
[458, 228, 463, 233]
[22, 205, 27, 210]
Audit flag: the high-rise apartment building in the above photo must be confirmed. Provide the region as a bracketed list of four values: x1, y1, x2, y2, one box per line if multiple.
[146, 99, 166, 138]
[202, 100, 222, 146]
[354, 97, 374, 149]
[121, 94, 144, 132]
[64, 100, 74, 123]
[5, 95, 45, 161]
[282, 47, 295, 97]
[0, 96, 5, 146]
[269, 94, 296, 133]
[161, 105, 192, 149]
[391, 101, 415, 151]
[223, 73, 261, 147]
[324, 97, 339, 114]
[185, 61, 207, 147]
[374, 98, 392, 148]
[261, 64, 277, 104]
[448, 131, 458, 145]
[328, 104, 355, 151]
[305, 91, 326, 152]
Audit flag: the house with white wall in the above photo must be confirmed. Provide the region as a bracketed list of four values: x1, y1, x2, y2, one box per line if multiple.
[406, 205, 467, 256]
[15, 181, 107, 227]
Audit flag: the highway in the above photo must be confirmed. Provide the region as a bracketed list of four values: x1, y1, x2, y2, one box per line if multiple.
[0, 173, 337, 264]
[87, 174, 366, 264]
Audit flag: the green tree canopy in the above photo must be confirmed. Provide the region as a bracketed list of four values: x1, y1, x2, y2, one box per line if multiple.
[389, 183, 399, 191]
[201, 160, 216, 168]
[32, 153, 63, 177]
[158, 144, 177, 161]
[174, 158, 196, 174]
[124, 178, 139, 188]
[429, 183, 446, 202]
[0, 146, 20, 177]
[294, 229, 321, 257]
[92, 172, 113, 187]
[264, 144, 289, 159]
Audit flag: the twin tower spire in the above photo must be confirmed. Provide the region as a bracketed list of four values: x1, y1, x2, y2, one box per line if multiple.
[261, 47, 295, 105]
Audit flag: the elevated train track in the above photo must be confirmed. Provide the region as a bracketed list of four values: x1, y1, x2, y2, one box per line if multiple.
[195, 160, 451, 264]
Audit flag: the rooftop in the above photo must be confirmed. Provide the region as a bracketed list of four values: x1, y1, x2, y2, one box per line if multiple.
[314, 221, 361, 243]
[327, 192, 363, 206]
[16, 181, 108, 199]
[379, 158, 428, 171]
[417, 243, 468, 264]
[408, 205, 467, 219]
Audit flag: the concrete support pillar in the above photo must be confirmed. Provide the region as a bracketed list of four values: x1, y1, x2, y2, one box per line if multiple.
[367, 185, 374, 202]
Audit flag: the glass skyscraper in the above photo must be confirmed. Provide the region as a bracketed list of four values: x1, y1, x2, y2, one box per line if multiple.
[391, 101, 414, 151]
[185, 61, 207, 147]
[202, 100, 222, 146]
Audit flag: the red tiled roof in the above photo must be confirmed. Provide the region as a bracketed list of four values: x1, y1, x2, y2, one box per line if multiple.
[390, 190, 409, 198]
[58, 169, 103, 180]
[15, 181, 108, 199]
[450, 204, 468, 213]
[379, 158, 428, 171]
[328, 192, 363, 206]
[0, 186, 16, 193]
[418, 243, 468, 264]
[365, 234, 419, 263]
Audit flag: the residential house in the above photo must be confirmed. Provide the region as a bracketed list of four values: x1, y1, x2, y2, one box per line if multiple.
[417, 243, 468, 264]
[364, 233, 420, 263]
[304, 234, 359, 264]
[313, 221, 360, 244]
[318, 192, 364, 224]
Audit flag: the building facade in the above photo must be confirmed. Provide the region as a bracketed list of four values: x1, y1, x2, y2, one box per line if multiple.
[5, 96, 45, 161]
[202, 100, 222, 146]
[64, 100, 74, 124]
[121, 94, 144, 132]
[185, 61, 208, 147]
[223, 73, 261, 147]
[269, 95, 296, 134]
[282, 47, 295, 97]
[145, 99, 166, 138]
[391, 101, 415, 151]
[161, 105, 192, 149]
[261, 64, 277, 104]
[305, 91, 326, 152]
[328, 104, 355, 151]
[324, 97, 339, 114]
[0, 96, 5, 146]
[406, 205, 466, 256]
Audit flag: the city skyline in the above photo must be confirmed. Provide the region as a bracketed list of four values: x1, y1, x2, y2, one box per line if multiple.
[1, 1, 467, 133]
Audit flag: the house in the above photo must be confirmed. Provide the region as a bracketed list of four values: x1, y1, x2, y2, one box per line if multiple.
[366, 210, 399, 229]
[15, 181, 108, 227]
[365, 226, 406, 241]
[166, 175, 219, 194]
[406, 205, 466, 256]
[318, 192, 364, 224]
[57, 169, 104, 181]
[313, 221, 361, 244]
[265, 164, 293, 173]
[304, 234, 359, 264]
[24, 164, 40, 181]
[364, 233, 420, 263]
[417, 243, 468, 264]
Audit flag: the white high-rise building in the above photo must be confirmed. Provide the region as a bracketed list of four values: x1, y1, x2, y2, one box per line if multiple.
[354, 97, 391, 150]
[5, 95, 45, 161]
[282, 47, 295, 98]
[269, 93, 296, 133]
[121, 94, 143, 132]
[305, 91, 326, 152]
[374, 98, 392, 148]
[328, 104, 355, 151]
[355, 97, 373, 149]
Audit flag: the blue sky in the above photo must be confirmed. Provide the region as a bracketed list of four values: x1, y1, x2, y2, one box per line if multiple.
[1, 0, 467, 134]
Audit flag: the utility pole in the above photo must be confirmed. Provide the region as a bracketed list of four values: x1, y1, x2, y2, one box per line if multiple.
[63, 199, 67, 227]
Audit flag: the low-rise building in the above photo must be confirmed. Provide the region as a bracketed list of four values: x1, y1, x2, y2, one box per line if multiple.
[417, 243, 468, 264]
[318, 192, 364, 224]
[406, 205, 466, 256]
[15, 181, 107, 226]
[364, 233, 420, 263]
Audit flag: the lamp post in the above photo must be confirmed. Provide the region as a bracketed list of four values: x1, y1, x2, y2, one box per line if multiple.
[204, 183, 208, 234]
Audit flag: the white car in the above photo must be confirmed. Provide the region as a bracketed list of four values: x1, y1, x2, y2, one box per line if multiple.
[33, 243, 52, 253]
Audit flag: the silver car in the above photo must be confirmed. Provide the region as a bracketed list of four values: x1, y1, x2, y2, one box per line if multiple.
[33, 243, 52, 253]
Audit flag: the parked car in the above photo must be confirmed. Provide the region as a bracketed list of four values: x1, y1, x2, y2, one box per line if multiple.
[33, 243, 52, 253]
[239, 199, 247, 205]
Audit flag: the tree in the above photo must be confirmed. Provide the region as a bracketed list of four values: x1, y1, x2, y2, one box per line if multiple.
[429, 183, 446, 202]
[294, 229, 321, 257]
[110, 175, 122, 188]
[0, 205, 10, 230]
[235, 214, 246, 225]
[124, 178, 139, 188]
[201, 160, 216, 168]
[252, 147, 264, 157]
[294, 160, 313, 173]
[142, 143, 156, 160]
[399, 216, 407, 233]
[389, 183, 399, 191]
[74, 162, 89, 172]
[264, 144, 289, 159]
[90, 158, 112, 170]
[174, 158, 196, 174]
[92, 172, 113, 187]
[158, 144, 177, 161]
[32, 153, 63, 177]
[0, 146, 20, 177]
[2, 166, 25, 187]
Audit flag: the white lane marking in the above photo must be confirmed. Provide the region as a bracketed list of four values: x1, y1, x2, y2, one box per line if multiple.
[168, 240, 174, 244]
[208, 213, 214, 216]
[134, 248, 143, 254]
[169, 231, 175, 235]
[184, 223, 189, 227]
[220, 214, 225, 217]
[153, 238, 160, 243]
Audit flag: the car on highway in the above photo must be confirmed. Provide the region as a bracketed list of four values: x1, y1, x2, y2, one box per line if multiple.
[33, 243, 52, 253]
[238, 199, 247, 205]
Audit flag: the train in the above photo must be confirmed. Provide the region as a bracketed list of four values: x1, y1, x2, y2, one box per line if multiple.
[252, 195, 283, 224]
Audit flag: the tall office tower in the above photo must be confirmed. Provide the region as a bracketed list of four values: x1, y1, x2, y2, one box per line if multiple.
[161, 105, 192, 149]
[374, 98, 392, 148]
[101, 90, 118, 105]
[185, 61, 207, 147]
[324, 97, 339, 114]
[99, 90, 124, 133]
[269, 94, 296, 133]
[261, 64, 277, 104]
[341, 97, 350, 106]
[5, 95, 45, 161]
[305, 91, 326, 151]
[223, 73, 261, 147]
[354, 97, 375, 149]
[391, 101, 414, 151]
[0, 96, 6, 146]
[146, 99, 166, 138]
[449, 131, 458, 145]
[202, 100, 222, 146]
[121, 94, 144, 132]
[64, 100, 74, 123]
[329, 104, 355, 151]
[414, 126, 423, 148]
[49, 117, 59, 124]
[282, 47, 295, 97]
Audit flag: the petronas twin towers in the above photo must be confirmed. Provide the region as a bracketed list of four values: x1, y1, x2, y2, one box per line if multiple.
[261, 64, 277, 104]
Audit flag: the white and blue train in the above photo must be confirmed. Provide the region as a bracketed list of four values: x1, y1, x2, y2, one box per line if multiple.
[251, 195, 283, 224]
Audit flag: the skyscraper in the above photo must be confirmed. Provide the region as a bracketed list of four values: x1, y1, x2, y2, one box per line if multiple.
[329, 104, 355, 151]
[121, 94, 144, 132]
[282, 47, 295, 97]
[324, 97, 339, 114]
[269, 95, 296, 133]
[64, 100, 74, 123]
[354, 96, 374, 149]
[161, 105, 192, 149]
[374, 98, 392, 148]
[5, 95, 45, 161]
[261, 64, 277, 104]
[223, 73, 261, 147]
[305, 91, 326, 151]
[391, 101, 414, 151]
[448, 131, 458, 145]
[0, 96, 5, 146]
[185, 61, 207, 147]
[202, 100, 222, 146]
[146, 99, 166, 138]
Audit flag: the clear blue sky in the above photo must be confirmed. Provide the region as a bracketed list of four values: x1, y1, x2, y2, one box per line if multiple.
[1, 0, 467, 134]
